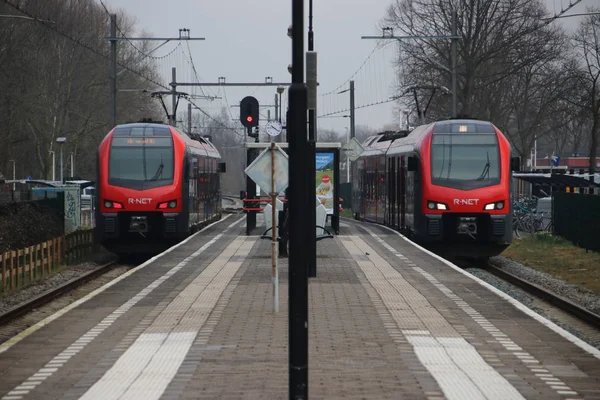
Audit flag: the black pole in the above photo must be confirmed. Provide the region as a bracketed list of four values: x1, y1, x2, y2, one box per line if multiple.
[246, 126, 257, 235]
[307, 0, 316, 277]
[289, 0, 309, 397]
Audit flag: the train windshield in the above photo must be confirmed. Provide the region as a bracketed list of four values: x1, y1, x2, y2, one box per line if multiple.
[430, 134, 500, 190]
[108, 137, 174, 190]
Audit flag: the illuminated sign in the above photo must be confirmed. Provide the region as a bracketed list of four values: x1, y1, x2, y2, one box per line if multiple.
[458, 125, 468, 132]
[111, 137, 172, 147]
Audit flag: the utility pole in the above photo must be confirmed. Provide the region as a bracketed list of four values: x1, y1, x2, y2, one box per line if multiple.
[171, 68, 177, 126]
[109, 14, 117, 127]
[306, 0, 317, 278]
[346, 80, 356, 192]
[451, 10, 457, 118]
[349, 80, 355, 139]
[70, 152, 74, 178]
[188, 102, 192, 134]
[289, 0, 309, 396]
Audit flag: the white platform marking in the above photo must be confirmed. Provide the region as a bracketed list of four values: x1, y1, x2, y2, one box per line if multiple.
[359, 224, 587, 399]
[78, 236, 255, 400]
[0, 216, 242, 400]
[342, 235, 525, 400]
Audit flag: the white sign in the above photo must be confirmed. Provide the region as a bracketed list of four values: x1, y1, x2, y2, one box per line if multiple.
[342, 137, 365, 162]
[265, 121, 283, 137]
[245, 144, 289, 195]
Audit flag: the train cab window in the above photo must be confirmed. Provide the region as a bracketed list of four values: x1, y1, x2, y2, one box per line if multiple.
[108, 136, 175, 190]
[430, 133, 500, 190]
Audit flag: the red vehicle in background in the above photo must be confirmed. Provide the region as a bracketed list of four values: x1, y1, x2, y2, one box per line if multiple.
[95, 122, 224, 256]
[352, 119, 520, 259]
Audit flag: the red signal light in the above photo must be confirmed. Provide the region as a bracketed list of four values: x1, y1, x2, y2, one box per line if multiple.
[246, 116, 253, 123]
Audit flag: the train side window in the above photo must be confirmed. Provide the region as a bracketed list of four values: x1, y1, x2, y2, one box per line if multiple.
[407, 156, 418, 172]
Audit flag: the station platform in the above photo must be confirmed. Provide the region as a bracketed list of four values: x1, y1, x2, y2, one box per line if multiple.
[0, 214, 599, 399]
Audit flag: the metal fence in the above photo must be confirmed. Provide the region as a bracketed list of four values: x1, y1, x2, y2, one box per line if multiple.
[552, 192, 600, 252]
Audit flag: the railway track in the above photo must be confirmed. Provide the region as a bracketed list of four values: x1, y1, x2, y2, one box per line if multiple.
[0, 261, 132, 343]
[0, 260, 119, 327]
[482, 262, 600, 330]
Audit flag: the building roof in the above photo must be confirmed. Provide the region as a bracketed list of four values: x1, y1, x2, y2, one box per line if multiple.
[513, 172, 600, 188]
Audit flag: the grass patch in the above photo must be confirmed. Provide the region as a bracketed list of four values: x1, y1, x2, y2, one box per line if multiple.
[502, 233, 600, 295]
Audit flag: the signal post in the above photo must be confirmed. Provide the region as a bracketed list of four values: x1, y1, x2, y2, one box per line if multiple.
[240, 96, 260, 235]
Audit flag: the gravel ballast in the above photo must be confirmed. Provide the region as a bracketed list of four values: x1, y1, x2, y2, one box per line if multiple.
[0, 251, 116, 314]
[489, 255, 600, 315]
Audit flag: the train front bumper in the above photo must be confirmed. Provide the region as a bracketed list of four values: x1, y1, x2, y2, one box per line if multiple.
[419, 212, 512, 244]
[96, 212, 187, 242]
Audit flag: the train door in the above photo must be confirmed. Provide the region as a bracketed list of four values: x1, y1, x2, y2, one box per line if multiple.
[387, 156, 396, 227]
[377, 155, 386, 224]
[365, 157, 375, 221]
[399, 156, 406, 231]
[199, 157, 206, 221]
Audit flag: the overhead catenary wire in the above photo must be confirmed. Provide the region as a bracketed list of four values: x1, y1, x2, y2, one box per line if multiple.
[1, 0, 169, 91]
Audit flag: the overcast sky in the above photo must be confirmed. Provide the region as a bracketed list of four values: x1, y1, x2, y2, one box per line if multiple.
[101, 0, 593, 138]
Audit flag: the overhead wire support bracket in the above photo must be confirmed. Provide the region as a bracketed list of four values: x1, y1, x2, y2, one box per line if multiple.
[175, 82, 292, 87]
[151, 90, 189, 124]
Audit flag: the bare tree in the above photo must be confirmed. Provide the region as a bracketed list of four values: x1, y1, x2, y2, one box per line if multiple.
[499, 59, 571, 159]
[0, 0, 164, 180]
[568, 8, 600, 173]
[355, 124, 378, 143]
[383, 0, 565, 118]
[317, 128, 344, 142]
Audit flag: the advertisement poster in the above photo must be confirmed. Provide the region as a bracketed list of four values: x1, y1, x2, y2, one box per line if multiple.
[315, 152, 335, 215]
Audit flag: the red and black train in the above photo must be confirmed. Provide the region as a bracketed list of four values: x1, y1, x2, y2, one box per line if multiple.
[352, 118, 520, 259]
[95, 122, 224, 256]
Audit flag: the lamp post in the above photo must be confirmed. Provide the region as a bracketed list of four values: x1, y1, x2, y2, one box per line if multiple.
[49, 151, 56, 181]
[70, 152, 74, 178]
[56, 137, 67, 183]
[277, 86, 285, 142]
[9, 160, 15, 191]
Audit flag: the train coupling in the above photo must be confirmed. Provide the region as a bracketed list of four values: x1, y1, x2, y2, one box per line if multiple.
[129, 216, 149, 234]
[457, 217, 477, 235]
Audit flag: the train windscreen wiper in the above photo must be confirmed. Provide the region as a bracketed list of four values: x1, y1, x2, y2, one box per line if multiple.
[476, 152, 490, 180]
[149, 154, 164, 181]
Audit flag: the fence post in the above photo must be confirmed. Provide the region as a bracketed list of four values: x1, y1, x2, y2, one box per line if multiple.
[29, 246, 34, 282]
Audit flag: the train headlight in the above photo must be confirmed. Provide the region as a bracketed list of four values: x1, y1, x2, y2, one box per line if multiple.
[484, 201, 504, 210]
[157, 200, 178, 209]
[104, 200, 123, 209]
[427, 201, 448, 210]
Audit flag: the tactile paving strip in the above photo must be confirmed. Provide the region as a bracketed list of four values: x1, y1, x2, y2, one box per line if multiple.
[76, 236, 256, 400]
[360, 225, 585, 400]
[0, 218, 244, 400]
[341, 234, 527, 400]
